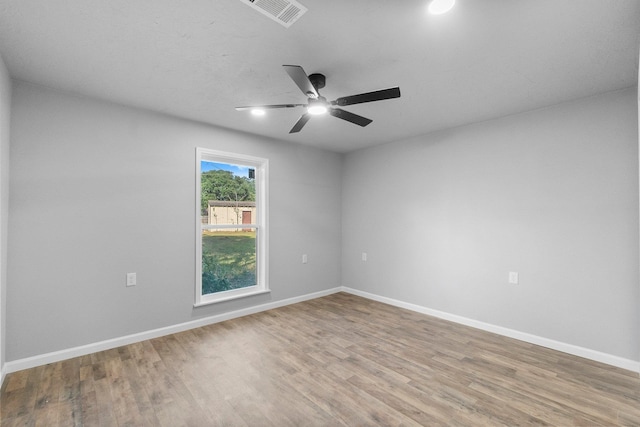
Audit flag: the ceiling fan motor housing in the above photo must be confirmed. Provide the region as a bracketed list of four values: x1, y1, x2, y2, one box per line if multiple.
[308, 73, 326, 90]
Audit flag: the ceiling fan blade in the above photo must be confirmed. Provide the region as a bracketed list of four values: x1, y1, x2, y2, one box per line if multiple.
[283, 65, 319, 99]
[330, 108, 373, 127]
[289, 113, 312, 133]
[332, 87, 401, 106]
[235, 104, 305, 111]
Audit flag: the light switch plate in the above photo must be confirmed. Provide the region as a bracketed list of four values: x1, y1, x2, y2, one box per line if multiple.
[508, 272, 519, 284]
[126, 272, 137, 287]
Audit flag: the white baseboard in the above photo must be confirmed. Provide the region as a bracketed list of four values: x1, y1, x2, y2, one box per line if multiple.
[4, 286, 638, 379]
[341, 287, 640, 374]
[3, 287, 342, 375]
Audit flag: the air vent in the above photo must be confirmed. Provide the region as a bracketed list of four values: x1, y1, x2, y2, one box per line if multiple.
[240, 0, 308, 28]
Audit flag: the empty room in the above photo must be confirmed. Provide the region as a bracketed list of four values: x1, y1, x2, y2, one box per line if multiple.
[1, 0, 639, 425]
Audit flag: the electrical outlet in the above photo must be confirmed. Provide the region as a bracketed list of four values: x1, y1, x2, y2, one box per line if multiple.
[302, 254, 308, 264]
[508, 272, 519, 285]
[126, 272, 137, 287]
[362, 252, 367, 262]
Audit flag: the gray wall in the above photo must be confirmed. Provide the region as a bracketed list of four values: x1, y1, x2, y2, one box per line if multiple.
[342, 88, 639, 361]
[0, 53, 11, 374]
[5, 80, 639, 365]
[7, 81, 342, 361]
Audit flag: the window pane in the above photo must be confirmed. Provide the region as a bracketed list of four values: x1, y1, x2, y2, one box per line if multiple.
[200, 160, 255, 221]
[196, 148, 268, 306]
[201, 229, 257, 295]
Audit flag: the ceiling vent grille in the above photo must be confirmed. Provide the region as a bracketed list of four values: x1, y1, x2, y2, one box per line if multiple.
[240, 0, 308, 28]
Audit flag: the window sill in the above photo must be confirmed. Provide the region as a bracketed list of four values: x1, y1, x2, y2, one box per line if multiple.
[194, 289, 271, 307]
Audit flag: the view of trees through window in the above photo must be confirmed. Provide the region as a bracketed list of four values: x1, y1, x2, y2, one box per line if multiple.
[201, 161, 257, 295]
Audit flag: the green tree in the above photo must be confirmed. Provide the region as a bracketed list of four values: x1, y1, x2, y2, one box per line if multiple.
[200, 170, 255, 213]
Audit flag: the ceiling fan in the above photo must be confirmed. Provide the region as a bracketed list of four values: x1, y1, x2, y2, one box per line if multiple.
[236, 65, 401, 134]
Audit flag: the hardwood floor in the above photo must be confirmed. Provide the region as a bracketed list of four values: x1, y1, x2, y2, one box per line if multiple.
[1, 292, 640, 426]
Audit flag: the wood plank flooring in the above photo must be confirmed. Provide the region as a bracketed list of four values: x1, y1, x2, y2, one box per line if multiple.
[1, 292, 640, 426]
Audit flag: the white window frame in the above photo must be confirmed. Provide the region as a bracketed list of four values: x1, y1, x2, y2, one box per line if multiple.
[195, 148, 269, 306]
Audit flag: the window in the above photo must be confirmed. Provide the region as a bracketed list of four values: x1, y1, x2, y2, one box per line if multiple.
[195, 148, 269, 306]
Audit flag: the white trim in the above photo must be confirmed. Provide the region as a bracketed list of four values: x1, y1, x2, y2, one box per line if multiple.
[195, 148, 269, 306]
[4, 286, 638, 377]
[341, 287, 640, 374]
[193, 289, 271, 307]
[3, 287, 342, 375]
[1, 365, 5, 388]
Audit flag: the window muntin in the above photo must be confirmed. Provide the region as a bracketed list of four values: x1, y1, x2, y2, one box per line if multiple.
[195, 148, 268, 306]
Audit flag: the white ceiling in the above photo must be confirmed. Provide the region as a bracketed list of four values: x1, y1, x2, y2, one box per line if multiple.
[0, 0, 638, 152]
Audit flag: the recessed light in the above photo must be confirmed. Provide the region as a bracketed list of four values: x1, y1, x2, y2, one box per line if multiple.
[428, 0, 455, 15]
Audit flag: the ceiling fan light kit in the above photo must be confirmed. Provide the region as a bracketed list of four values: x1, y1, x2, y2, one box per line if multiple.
[236, 65, 401, 134]
[307, 99, 328, 115]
